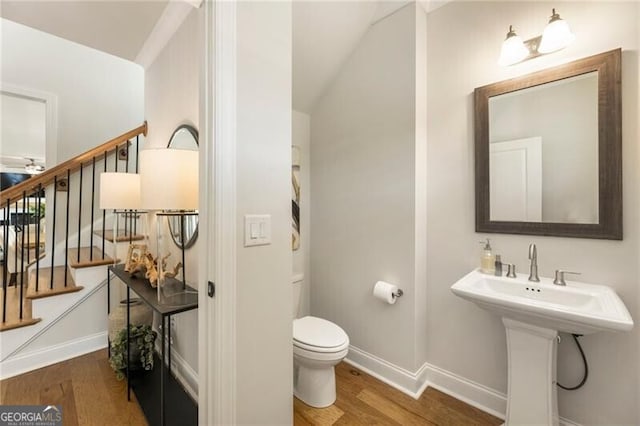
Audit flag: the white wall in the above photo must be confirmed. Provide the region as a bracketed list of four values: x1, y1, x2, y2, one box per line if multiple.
[311, 3, 424, 372]
[293, 110, 311, 317]
[0, 18, 144, 164]
[426, 2, 639, 424]
[144, 9, 201, 380]
[235, 2, 293, 424]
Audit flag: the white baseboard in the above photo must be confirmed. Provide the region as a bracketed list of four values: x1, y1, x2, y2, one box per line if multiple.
[344, 345, 429, 399]
[345, 345, 581, 426]
[0, 331, 107, 380]
[423, 361, 506, 419]
[155, 340, 199, 401]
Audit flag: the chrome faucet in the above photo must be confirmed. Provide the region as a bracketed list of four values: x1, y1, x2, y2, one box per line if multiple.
[528, 243, 540, 282]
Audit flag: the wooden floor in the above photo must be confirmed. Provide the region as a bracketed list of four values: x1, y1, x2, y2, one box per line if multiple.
[1, 349, 502, 426]
[0, 349, 147, 426]
[295, 363, 502, 426]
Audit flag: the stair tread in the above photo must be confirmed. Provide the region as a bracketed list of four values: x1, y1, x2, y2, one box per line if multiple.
[67, 247, 115, 268]
[0, 317, 42, 332]
[17, 242, 45, 251]
[0, 285, 41, 332]
[94, 230, 145, 243]
[27, 266, 83, 299]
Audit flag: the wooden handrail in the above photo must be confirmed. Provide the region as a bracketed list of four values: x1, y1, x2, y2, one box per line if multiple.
[0, 122, 147, 203]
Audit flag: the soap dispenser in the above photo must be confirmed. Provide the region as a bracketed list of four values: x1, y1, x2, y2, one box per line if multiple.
[479, 238, 496, 274]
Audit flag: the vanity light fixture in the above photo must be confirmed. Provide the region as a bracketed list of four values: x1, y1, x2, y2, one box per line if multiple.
[499, 8, 575, 66]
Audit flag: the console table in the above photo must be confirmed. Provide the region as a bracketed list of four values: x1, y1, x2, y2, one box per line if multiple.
[108, 264, 198, 426]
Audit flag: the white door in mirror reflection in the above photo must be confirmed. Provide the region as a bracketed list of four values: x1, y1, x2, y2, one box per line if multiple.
[490, 138, 542, 222]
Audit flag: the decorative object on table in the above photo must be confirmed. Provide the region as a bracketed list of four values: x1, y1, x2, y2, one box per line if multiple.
[141, 253, 182, 288]
[108, 298, 153, 342]
[140, 124, 199, 302]
[124, 244, 148, 274]
[292, 145, 300, 251]
[109, 324, 157, 380]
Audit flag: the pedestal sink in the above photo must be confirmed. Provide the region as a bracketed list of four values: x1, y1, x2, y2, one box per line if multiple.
[451, 269, 633, 425]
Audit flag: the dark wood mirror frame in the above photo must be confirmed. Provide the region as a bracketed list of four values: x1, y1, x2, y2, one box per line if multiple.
[475, 48, 622, 240]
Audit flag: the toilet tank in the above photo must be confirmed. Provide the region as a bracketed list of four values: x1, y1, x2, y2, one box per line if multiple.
[292, 273, 304, 320]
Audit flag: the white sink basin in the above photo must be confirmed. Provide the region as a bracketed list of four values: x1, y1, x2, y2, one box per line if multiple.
[451, 269, 633, 335]
[451, 268, 633, 425]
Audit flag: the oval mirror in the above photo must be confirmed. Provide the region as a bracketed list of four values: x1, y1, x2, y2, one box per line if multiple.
[167, 125, 199, 249]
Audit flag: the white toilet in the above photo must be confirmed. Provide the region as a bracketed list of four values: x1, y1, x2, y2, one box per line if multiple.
[292, 275, 349, 408]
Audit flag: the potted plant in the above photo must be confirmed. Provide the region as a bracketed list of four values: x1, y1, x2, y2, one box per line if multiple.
[109, 324, 157, 380]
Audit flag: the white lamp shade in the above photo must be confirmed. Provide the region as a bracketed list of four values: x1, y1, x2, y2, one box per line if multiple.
[100, 172, 141, 209]
[538, 18, 575, 54]
[498, 34, 529, 66]
[140, 148, 199, 210]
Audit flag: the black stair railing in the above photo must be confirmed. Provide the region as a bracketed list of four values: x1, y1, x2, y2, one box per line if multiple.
[0, 122, 146, 328]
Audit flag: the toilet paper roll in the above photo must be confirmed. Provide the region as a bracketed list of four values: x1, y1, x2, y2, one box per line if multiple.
[373, 281, 399, 305]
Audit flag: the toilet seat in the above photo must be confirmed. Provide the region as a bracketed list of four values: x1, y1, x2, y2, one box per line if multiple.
[293, 316, 349, 353]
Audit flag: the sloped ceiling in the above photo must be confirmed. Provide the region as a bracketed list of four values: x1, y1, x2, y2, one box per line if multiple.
[0, 0, 167, 62]
[293, 1, 379, 114]
[293, 1, 435, 114]
[293, 1, 452, 114]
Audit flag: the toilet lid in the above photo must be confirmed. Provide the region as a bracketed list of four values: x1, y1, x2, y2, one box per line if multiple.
[293, 316, 348, 349]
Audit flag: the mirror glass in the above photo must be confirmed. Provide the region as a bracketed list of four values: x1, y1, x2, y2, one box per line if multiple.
[488, 72, 598, 224]
[475, 49, 622, 239]
[167, 125, 199, 249]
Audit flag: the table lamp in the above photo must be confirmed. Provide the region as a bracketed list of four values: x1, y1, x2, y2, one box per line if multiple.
[139, 148, 198, 298]
[99, 172, 143, 264]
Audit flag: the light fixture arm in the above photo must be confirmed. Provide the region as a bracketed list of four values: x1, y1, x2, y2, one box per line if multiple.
[549, 8, 561, 23]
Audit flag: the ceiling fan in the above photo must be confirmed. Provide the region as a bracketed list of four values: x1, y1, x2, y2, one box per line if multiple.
[24, 158, 45, 174]
[0, 156, 45, 174]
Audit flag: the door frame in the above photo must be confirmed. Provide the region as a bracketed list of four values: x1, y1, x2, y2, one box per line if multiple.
[489, 137, 542, 222]
[199, 1, 238, 424]
[0, 83, 58, 169]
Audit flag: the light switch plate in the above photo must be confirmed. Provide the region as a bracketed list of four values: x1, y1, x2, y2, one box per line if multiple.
[244, 214, 271, 247]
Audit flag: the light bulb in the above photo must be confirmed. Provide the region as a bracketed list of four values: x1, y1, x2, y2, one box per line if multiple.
[539, 9, 575, 54]
[498, 26, 530, 66]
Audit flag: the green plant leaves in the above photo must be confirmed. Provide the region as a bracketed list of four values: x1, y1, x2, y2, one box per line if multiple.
[109, 324, 158, 380]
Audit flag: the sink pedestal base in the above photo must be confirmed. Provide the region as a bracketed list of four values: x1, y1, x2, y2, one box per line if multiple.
[503, 318, 559, 426]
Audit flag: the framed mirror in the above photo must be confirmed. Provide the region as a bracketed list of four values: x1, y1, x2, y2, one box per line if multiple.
[475, 49, 621, 239]
[167, 124, 199, 249]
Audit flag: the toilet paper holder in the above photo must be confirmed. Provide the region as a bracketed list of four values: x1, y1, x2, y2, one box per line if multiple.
[393, 289, 404, 299]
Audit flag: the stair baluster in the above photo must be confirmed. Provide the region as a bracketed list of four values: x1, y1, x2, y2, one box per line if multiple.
[14, 200, 18, 284]
[20, 191, 26, 318]
[77, 164, 83, 263]
[35, 185, 42, 292]
[2, 203, 9, 322]
[90, 157, 96, 261]
[50, 176, 58, 290]
[102, 152, 107, 260]
[134, 136, 139, 236]
[25, 198, 31, 263]
[64, 169, 70, 287]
